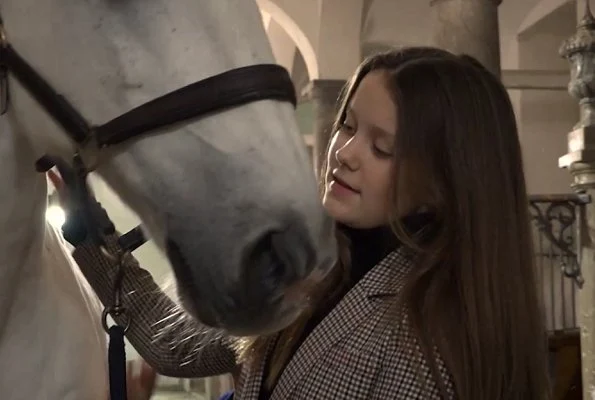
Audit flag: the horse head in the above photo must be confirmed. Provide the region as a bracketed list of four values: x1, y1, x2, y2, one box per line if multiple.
[1, 0, 336, 336]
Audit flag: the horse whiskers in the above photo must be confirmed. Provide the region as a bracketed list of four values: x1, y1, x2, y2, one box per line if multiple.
[149, 297, 226, 355]
[179, 329, 228, 366]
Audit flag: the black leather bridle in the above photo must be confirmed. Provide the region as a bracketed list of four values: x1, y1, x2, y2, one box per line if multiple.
[0, 14, 296, 400]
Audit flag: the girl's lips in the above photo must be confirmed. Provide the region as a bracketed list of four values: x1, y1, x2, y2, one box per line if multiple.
[329, 177, 359, 198]
[331, 174, 360, 194]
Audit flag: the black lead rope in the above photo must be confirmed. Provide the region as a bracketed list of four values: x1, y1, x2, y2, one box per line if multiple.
[108, 326, 128, 400]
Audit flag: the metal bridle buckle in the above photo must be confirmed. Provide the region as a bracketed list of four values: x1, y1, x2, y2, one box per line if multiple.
[100, 245, 131, 333]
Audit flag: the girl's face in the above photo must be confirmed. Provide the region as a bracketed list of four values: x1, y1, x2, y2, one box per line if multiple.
[323, 70, 396, 229]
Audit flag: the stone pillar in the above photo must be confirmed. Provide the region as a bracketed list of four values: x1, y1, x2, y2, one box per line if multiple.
[559, 2, 595, 398]
[297, 0, 361, 176]
[430, 0, 502, 77]
[316, 0, 363, 79]
[302, 79, 347, 176]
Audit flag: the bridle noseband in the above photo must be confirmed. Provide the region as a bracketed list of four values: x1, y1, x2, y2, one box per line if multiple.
[0, 14, 296, 400]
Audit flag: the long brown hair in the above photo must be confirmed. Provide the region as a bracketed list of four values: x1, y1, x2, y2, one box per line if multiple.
[239, 47, 550, 399]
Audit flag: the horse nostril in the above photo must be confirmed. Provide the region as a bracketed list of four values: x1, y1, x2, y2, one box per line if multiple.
[239, 219, 315, 305]
[246, 232, 289, 287]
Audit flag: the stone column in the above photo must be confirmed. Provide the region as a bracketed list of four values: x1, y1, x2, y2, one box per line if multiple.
[316, 0, 363, 79]
[297, 0, 361, 176]
[302, 79, 347, 176]
[559, 2, 595, 398]
[430, 0, 502, 77]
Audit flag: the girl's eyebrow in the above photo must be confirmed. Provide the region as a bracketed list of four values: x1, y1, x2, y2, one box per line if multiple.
[347, 106, 395, 138]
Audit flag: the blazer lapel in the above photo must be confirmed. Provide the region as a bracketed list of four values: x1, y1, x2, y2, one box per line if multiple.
[270, 247, 414, 399]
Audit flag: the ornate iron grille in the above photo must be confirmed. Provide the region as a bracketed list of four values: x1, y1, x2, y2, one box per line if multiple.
[529, 193, 589, 332]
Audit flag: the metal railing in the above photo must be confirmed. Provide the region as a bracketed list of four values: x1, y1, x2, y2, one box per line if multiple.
[529, 193, 590, 332]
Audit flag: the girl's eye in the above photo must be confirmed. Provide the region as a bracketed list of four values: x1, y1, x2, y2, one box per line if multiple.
[372, 145, 392, 158]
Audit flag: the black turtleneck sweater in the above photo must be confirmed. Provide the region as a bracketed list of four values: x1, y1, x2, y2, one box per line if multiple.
[258, 213, 435, 399]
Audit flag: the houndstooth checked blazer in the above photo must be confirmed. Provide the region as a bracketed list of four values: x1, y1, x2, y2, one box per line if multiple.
[73, 234, 455, 399]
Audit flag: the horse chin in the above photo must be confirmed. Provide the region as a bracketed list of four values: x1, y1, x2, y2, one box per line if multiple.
[219, 302, 306, 337]
[178, 287, 308, 337]
[167, 237, 318, 336]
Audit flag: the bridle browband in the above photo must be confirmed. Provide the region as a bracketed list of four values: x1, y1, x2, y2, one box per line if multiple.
[0, 14, 296, 400]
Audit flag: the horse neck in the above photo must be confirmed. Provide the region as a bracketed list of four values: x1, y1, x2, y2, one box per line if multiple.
[0, 113, 48, 322]
[0, 114, 108, 399]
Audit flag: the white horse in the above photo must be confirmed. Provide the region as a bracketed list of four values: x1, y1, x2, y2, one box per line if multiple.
[0, 0, 336, 398]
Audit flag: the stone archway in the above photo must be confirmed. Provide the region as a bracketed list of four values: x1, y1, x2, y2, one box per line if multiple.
[257, 0, 319, 79]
